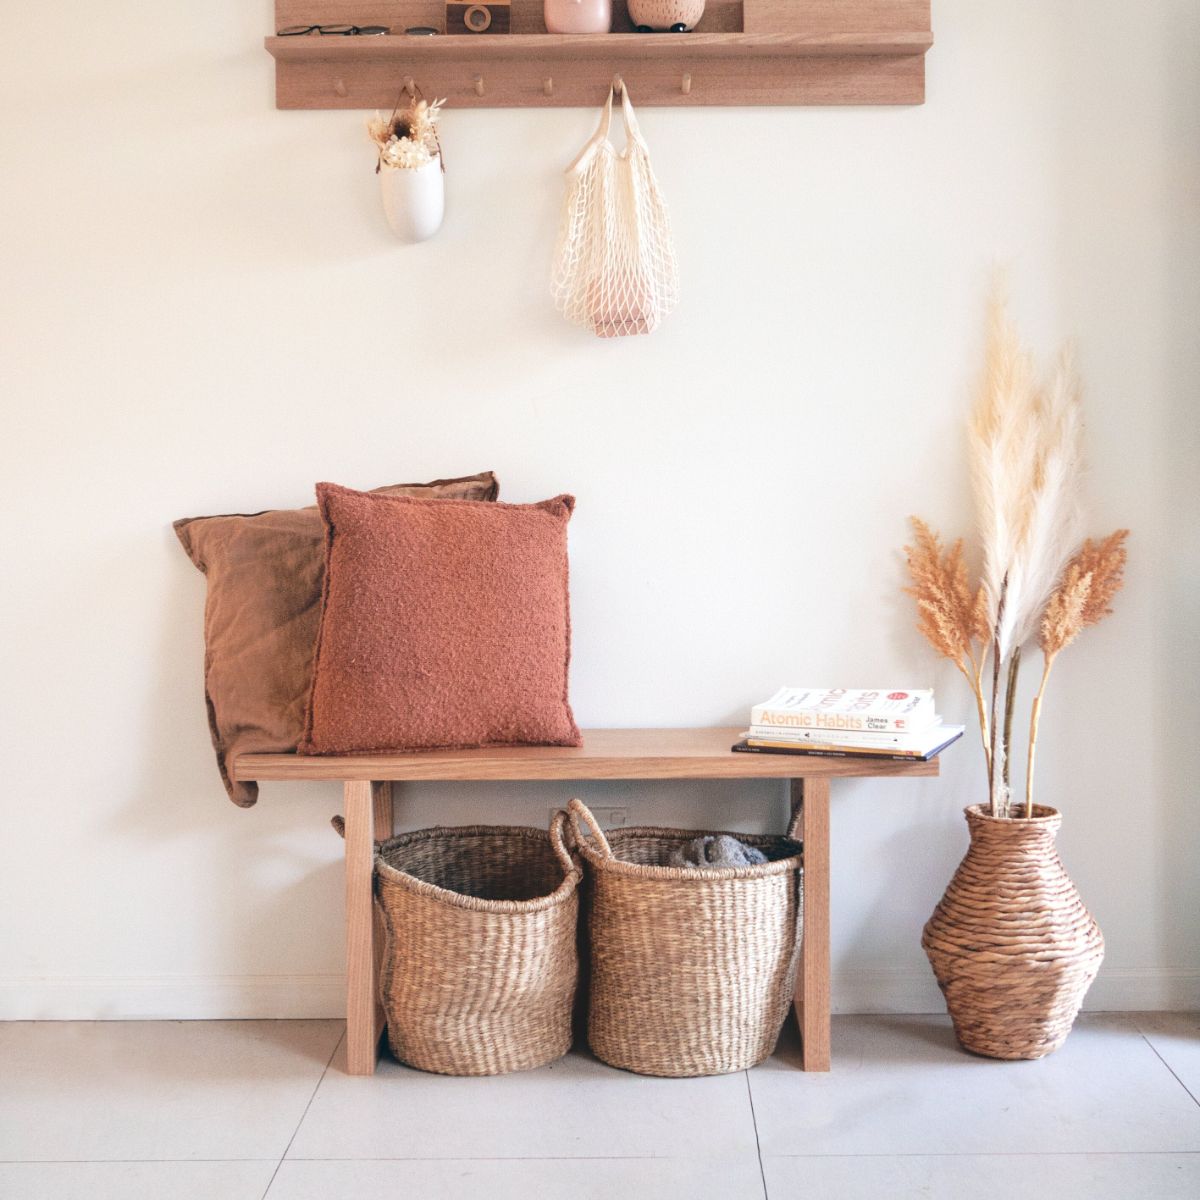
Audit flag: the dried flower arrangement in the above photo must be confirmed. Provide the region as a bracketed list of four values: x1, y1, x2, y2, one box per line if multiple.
[903, 285, 1128, 819]
[368, 97, 445, 173]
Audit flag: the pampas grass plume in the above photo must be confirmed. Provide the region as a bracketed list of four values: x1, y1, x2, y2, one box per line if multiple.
[969, 281, 1039, 652]
[911, 278, 1127, 816]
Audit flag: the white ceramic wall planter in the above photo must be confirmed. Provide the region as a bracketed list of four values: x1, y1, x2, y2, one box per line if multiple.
[544, 0, 612, 34]
[380, 158, 445, 243]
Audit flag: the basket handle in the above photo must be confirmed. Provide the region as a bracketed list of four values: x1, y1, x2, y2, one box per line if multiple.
[567, 797, 614, 860]
[330, 814, 389, 848]
[786, 805, 803, 841]
[548, 808, 577, 873]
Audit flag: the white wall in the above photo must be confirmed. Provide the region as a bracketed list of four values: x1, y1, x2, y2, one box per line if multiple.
[2, 1, 1197, 1019]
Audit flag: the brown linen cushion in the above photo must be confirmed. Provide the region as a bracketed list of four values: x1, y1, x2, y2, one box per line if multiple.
[174, 472, 499, 806]
[300, 483, 581, 755]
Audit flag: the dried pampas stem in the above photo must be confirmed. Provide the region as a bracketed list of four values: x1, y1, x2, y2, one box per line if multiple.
[988, 581, 1006, 816]
[1025, 531, 1129, 816]
[903, 518, 992, 777]
[1025, 655, 1054, 821]
[1002, 647, 1021, 794]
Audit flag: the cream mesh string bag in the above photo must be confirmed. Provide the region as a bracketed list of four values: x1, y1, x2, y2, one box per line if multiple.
[551, 82, 679, 338]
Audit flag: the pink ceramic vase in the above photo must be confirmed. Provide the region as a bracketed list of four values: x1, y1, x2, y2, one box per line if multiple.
[544, 0, 612, 34]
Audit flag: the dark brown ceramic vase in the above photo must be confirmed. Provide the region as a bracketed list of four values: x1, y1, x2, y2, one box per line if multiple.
[922, 804, 1104, 1060]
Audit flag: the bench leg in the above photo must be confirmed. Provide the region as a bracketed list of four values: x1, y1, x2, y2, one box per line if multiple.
[343, 780, 393, 1076]
[792, 777, 831, 1071]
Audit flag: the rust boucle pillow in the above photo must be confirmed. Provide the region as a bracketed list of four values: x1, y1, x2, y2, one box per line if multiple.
[300, 483, 581, 755]
[174, 472, 499, 805]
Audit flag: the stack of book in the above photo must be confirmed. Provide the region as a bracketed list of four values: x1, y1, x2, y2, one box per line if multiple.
[732, 687, 963, 762]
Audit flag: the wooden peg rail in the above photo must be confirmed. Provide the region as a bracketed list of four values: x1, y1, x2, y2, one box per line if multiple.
[268, 1, 932, 109]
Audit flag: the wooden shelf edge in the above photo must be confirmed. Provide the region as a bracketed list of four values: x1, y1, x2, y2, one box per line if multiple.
[266, 3, 930, 107]
[232, 728, 943, 783]
[266, 31, 934, 62]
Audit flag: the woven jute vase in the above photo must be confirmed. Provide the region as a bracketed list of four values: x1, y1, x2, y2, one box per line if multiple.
[373, 814, 581, 1076]
[923, 804, 1103, 1060]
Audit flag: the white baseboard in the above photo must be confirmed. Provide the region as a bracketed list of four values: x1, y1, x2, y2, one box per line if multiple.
[833, 967, 1200, 1015]
[0, 975, 345, 1021]
[833, 969, 946, 1014]
[1075, 967, 1200, 1012]
[1, 967, 1196, 1021]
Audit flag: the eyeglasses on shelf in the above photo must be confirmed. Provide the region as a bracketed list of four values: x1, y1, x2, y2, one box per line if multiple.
[276, 24, 391, 36]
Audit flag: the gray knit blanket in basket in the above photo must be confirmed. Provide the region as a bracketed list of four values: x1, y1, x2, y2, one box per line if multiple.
[666, 835, 768, 869]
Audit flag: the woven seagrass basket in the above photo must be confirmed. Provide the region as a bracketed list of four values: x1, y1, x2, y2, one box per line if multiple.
[923, 804, 1104, 1060]
[567, 798, 803, 1078]
[373, 813, 582, 1076]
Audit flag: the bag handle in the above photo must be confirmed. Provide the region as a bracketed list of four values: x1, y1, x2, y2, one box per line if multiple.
[616, 81, 648, 152]
[565, 86, 615, 174]
[548, 808, 577, 874]
[567, 797, 613, 860]
[564, 80, 647, 175]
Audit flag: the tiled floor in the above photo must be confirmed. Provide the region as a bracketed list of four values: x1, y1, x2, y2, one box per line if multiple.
[1, 1014, 1197, 1199]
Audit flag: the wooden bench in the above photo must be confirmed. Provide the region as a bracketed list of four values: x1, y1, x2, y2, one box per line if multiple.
[232, 728, 938, 1076]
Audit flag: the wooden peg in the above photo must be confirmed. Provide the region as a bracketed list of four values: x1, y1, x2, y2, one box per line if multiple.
[403, 76, 416, 97]
[474, 74, 485, 96]
[612, 75, 624, 96]
[681, 73, 692, 96]
[544, 77, 554, 97]
[333, 77, 348, 98]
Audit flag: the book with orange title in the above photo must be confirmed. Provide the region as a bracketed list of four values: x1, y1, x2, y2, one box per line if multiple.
[750, 687, 937, 734]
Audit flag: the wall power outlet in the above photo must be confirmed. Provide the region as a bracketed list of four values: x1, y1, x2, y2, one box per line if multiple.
[550, 805, 628, 829]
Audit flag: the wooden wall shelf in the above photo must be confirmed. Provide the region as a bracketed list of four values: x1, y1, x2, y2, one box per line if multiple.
[268, 1, 932, 109]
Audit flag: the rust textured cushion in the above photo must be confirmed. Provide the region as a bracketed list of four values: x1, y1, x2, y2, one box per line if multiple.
[300, 483, 581, 755]
[174, 472, 499, 805]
